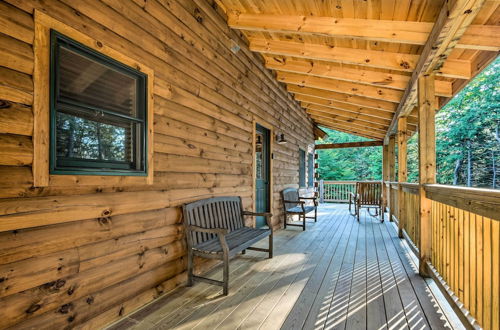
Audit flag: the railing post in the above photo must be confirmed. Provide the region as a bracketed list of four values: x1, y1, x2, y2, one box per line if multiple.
[398, 117, 408, 238]
[388, 135, 396, 221]
[418, 73, 436, 277]
[382, 143, 389, 221]
[319, 179, 324, 204]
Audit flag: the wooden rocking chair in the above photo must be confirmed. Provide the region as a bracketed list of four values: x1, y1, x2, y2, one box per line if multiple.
[349, 181, 384, 222]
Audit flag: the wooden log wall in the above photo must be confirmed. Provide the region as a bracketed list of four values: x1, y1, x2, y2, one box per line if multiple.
[0, 0, 314, 328]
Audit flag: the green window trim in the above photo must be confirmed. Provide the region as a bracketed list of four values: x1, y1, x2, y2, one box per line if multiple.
[49, 30, 148, 176]
[299, 149, 306, 188]
[308, 152, 314, 187]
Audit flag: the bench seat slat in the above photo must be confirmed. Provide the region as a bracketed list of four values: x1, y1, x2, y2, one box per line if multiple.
[193, 227, 271, 257]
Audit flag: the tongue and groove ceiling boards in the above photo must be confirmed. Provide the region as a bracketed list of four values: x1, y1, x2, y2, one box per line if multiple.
[215, 0, 500, 141]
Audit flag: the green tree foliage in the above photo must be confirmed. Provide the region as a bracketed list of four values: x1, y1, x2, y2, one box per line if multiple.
[317, 56, 499, 188]
[316, 130, 382, 181]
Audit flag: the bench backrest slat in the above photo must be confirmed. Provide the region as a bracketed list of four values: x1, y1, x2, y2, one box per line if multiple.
[183, 196, 244, 246]
[282, 188, 300, 210]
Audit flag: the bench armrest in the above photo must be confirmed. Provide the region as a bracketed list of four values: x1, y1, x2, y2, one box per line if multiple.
[300, 196, 318, 206]
[242, 211, 273, 230]
[283, 200, 305, 204]
[187, 225, 228, 235]
[242, 211, 272, 217]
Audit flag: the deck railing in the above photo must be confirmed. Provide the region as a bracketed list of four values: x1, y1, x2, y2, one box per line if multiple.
[318, 180, 356, 203]
[385, 182, 500, 330]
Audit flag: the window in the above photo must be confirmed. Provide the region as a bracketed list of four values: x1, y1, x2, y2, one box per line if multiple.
[299, 149, 306, 187]
[50, 31, 147, 175]
[308, 152, 314, 187]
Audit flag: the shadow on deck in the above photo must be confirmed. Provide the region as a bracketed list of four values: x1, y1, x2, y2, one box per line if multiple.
[108, 204, 462, 330]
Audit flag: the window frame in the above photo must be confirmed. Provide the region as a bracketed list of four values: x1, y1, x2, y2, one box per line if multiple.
[49, 30, 148, 176]
[299, 148, 306, 188]
[33, 10, 154, 187]
[308, 152, 314, 187]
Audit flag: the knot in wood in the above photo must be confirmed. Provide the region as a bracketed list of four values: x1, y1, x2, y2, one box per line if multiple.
[55, 279, 66, 289]
[58, 303, 73, 314]
[400, 61, 410, 69]
[0, 100, 11, 109]
[25, 304, 41, 314]
[102, 209, 112, 217]
[86, 296, 94, 305]
[463, 9, 472, 14]
[98, 217, 112, 225]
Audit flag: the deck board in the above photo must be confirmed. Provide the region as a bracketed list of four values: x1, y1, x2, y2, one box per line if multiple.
[108, 204, 463, 330]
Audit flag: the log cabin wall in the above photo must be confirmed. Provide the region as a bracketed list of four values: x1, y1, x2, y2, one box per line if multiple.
[0, 0, 314, 328]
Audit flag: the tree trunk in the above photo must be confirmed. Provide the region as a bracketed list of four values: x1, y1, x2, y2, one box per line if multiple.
[453, 157, 462, 185]
[492, 150, 496, 189]
[466, 140, 472, 187]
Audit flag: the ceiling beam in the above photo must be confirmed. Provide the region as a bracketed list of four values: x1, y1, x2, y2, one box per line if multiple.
[277, 72, 403, 103]
[288, 85, 398, 112]
[456, 25, 500, 51]
[272, 60, 452, 97]
[229, 13, 499, 51]
[309, 114, 387, 135]
[249, 38, 419, 72]
[302, 101, 392, 124]
[313, 119, 385, 140]
[306, 109, 390, 131]
[301, 99, 393, 120]
[386, 0, 487, 139]
[316, 141, 384, 150]
[265, 55, 410, 90]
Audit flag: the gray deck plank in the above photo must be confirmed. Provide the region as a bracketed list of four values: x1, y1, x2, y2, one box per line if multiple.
[108, 204, 460, 330]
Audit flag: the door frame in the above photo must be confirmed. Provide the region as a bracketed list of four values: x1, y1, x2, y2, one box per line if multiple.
[252, 119, 273, 227]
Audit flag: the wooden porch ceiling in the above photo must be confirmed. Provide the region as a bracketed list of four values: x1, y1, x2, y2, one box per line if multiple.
[216, 0, 500, 140]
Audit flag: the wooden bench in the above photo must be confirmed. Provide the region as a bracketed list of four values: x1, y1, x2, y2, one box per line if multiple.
[182, 196, 273, 295]
[281, 188, 318, 231]
[349, 181, 384, 222]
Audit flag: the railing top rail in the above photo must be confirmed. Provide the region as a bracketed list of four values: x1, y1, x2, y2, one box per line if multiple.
[424, 184, 500, 221]
[322, 180, 357, 184]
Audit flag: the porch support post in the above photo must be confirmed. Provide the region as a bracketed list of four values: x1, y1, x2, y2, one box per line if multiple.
[418, 73, 436, 277]
[397, 117, 408, 238]
[382, 143, 389, 221]
[388, 135, 396, 221]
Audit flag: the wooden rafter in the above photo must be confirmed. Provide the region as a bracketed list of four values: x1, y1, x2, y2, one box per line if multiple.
[310, 115, 387, 135]
[267, 56, 452, 96]
[229, 13, 499, 51]
[306, 109, 390, 131]
[302, 101, 393, 120]
[312, 119, 385, 140]
[316, 141, 384, 150]
[249, 38, 419, 72]
[265, 55, 410, 90]
[303, 103, 392, 125]
[288, 85, 398, 112]
[386, 0, 487, 138]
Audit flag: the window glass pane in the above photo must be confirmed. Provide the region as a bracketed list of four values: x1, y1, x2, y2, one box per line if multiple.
[56, 112, 134, 163]
[58, 46, 137, 117]
[255, 132, 264, 179]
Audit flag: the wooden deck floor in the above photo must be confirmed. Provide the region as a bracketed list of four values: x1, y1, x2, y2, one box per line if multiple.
[108, 204, 462, 330]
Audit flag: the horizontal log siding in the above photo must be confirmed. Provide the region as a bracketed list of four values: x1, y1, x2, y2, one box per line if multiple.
[0, 0, 314, 328]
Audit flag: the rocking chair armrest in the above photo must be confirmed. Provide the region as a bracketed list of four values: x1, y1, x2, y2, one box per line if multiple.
[299, 197, 316, 200]
[187, 225, 228, 236]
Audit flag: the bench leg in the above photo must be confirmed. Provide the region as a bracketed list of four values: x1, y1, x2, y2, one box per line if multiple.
[241, 249, 246, 255]
[187, 249, 194, 287]
[223, 253, 229, 296]
[302, 213, 306, 231]
[314, 207, 317, 222]
[268, 233, 273, 258]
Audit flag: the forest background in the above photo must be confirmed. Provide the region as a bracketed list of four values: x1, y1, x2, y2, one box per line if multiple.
[316, 57, 499, 189]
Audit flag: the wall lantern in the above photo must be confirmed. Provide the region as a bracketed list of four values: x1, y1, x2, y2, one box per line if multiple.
[276, 133, 287, 144]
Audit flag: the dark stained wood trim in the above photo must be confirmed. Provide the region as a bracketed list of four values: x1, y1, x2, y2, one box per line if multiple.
[315, 140, 383, 149]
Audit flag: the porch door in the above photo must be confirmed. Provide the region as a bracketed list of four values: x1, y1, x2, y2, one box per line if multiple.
[255, 124, 270, 228]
